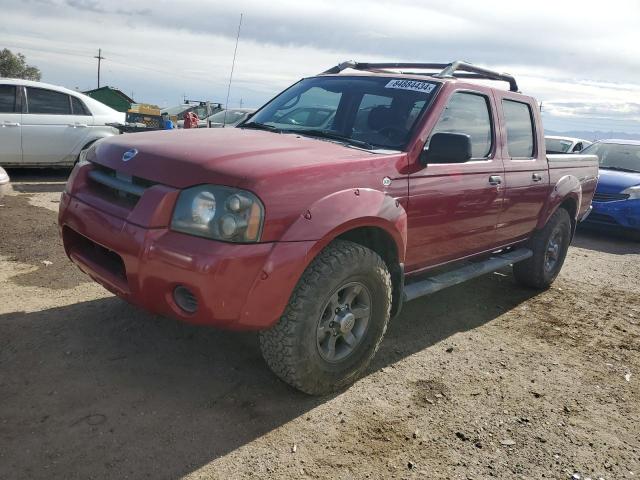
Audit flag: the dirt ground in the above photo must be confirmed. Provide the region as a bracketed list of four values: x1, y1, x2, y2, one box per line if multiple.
[1, 170, 639, 480]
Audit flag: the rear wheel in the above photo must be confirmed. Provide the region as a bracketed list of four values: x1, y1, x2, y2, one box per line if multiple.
[259, 240, 392, 395]
[513, 208, 572, 289]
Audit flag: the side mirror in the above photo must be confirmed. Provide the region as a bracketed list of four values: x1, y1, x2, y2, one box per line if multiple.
[421, 132, 472, 165]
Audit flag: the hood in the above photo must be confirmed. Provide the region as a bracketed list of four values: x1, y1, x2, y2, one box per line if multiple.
[596, 168, 640, 194]
[91, 127, 371, 189]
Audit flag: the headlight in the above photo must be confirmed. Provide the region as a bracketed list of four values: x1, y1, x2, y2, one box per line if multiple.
[77, 140, 103, 167]
[622, 185, 640, 200]
[77, 149, 90, 166]
[65, 144, 95, 194]
[171, 185, 264, 242]
[76, 144, 95, 167]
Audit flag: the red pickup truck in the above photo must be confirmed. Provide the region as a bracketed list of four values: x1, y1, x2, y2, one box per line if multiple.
[59, 61, 598, 394]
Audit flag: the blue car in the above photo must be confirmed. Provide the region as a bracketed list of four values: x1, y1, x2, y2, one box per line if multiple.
[581, 139, 640, 236]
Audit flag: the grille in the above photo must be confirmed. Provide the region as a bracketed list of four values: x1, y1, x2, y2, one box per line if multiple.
[593, 192, 630, 202]
[87, 164, 157, 208]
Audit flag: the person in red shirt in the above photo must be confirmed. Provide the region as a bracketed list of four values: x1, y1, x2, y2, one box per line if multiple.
[183, 111, 200, 129]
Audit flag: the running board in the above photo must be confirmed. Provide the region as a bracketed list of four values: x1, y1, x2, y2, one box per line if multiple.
[403, 248, 533, 302]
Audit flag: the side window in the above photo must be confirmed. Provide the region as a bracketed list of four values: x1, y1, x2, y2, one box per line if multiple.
[572, 142, 583, 152]
[26, 88, 71, 115]
[0, 85, 17, 113]
[71, 96, 90, 116]
[194, 105, 209, 118]
[502, 100, 535, 158]
[430, 92, 493, 158]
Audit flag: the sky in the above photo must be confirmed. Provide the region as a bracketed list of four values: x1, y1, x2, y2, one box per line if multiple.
[2, 0, 639, 135]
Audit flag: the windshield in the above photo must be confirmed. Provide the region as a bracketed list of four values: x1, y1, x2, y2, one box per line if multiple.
[208, 110, 247, 125]
[245, 76, 439, 150]
[545, 138, 574, 153]
[581, 142, 640, 173]
[162, 104, 191, 116]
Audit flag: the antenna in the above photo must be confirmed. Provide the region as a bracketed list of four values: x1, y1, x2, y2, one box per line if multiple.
[223, 13, 243, 127]
[94, 48, 105, 88]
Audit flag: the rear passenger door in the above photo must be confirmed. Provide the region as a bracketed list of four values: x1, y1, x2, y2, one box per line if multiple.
[406, 90, 505, 271]
[21, 87, 89, 165]
[0, 84, 23, 165]
[495, 95, 550, 243]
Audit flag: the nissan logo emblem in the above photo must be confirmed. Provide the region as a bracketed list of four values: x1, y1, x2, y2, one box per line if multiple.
[122, 148, 138, 162]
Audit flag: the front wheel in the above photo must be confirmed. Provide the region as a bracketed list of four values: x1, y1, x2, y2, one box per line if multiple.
[259, 240, 392, 395]
[513, 208, 572, 289]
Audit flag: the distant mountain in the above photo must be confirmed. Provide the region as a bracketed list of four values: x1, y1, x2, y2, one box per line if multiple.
[545, 130, 640, 141]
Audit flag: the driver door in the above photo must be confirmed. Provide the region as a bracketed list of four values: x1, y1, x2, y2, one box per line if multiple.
[0, 84, 23, 165]
[406, 90, 505, 272]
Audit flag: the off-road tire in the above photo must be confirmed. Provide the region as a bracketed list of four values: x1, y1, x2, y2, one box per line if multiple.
[513, 208, 571, 289]
[259, 240, 392, 395]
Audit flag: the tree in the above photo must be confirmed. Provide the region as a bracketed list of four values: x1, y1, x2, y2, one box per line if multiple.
[0, 49, 41, 81]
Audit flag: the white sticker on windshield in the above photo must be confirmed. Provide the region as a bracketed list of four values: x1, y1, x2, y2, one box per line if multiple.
[385, 79, 436, 93]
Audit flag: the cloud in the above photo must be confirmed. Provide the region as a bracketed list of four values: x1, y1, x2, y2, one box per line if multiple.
[65, 0, 105, 13]
[4, 0, 640, 133]
[544, 102, 640, 120]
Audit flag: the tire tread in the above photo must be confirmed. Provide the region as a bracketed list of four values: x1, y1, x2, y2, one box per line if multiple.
[259, 240, 392, 394]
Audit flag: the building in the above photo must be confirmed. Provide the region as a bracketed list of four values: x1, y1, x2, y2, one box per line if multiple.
[83, 86, 134, 113]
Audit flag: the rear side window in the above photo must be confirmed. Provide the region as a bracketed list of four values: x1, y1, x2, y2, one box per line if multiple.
[502, 100, 535, 158]
[0, 85, 17, 113]
[430, 92, 493, 158]
[27, 87, 71, 115]
[71, 96, 90, 116]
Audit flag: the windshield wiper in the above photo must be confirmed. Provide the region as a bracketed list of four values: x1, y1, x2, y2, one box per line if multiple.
[600, 165, 640, 173]
[291, 129, 376, 150]
[240, 122, 281, 133]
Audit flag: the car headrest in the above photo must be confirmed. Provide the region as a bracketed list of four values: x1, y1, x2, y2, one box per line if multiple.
[368, 106, 393, 130]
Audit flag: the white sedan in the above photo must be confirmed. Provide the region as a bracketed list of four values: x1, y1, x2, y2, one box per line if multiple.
[0, 79, 125, 167]
[545, 135, 592, 154]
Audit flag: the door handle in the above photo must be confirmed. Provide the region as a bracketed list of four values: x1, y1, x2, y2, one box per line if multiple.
[2, 122, 20, 127]
[532, 173, 543, 182]
[488, 175, 503, 186]
[75, 123, 88, 127]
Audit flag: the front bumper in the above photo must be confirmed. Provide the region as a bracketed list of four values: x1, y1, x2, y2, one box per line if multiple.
[59, 192, 314, 330]
[585, 198, 640, 231]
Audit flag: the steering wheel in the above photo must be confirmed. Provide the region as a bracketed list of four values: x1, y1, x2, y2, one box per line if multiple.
[378, 125, 407, 143]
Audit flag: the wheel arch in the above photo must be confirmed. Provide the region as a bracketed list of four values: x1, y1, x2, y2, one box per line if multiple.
[537, 175, 583, 236]
[240, 189, 408, 329]
[335, 226, 405, 318]
[558, 196, 578, 237]
[287, 188, 407, 319]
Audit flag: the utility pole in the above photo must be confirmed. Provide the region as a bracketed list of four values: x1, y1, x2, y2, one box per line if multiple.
[94, 48, 105, 88]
